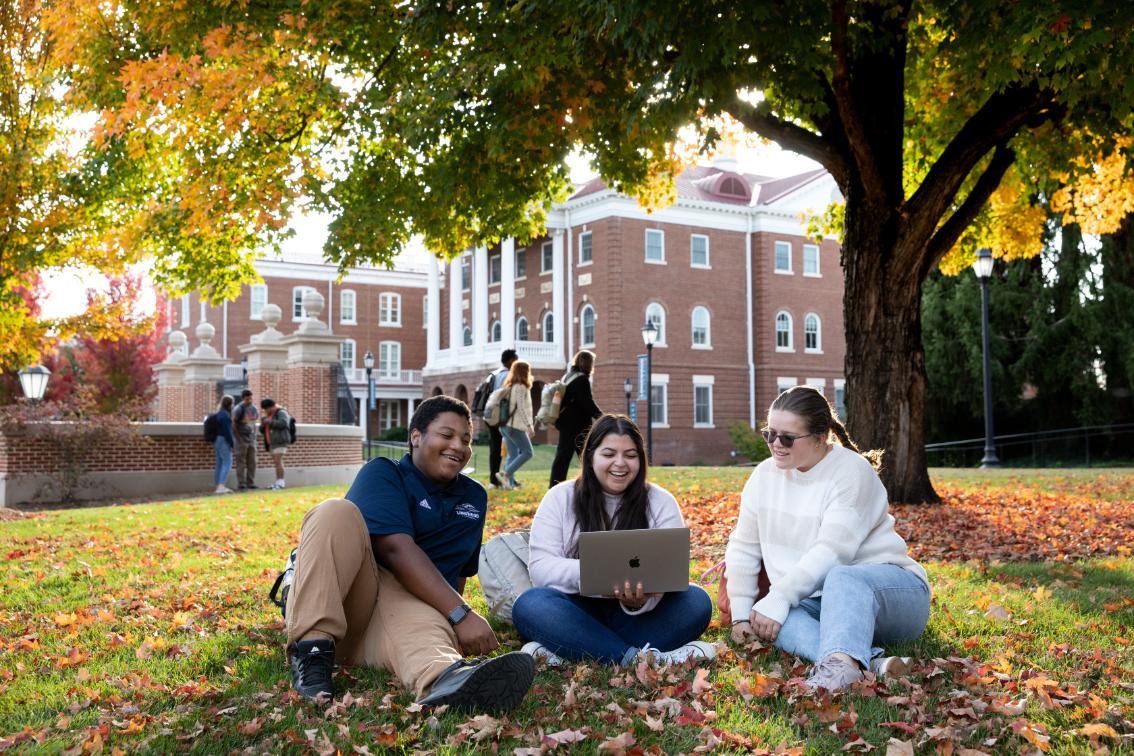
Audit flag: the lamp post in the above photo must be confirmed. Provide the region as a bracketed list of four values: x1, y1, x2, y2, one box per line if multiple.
[972, 247, 1000, 468]
[363, 350, 375, 442]
[623, 377, 632, 417]
[17, 365, 51, 404]
[240, 356, 248, 386]
[641, 320, 658, 463]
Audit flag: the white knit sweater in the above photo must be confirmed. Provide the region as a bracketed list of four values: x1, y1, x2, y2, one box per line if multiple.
[528, 480, 685, 614]
[724, 444, 929, 625]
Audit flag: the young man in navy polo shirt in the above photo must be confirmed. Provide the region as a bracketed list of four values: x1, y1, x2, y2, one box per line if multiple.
[284, 395, 534, 712]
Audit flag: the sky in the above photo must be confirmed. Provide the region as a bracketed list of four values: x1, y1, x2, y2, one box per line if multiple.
[38, 142, 820, 320]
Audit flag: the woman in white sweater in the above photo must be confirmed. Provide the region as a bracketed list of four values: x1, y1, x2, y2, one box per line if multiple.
[512, 414, 714, 666]
[726, 386, 930, 692]
[495, 360, 535, 489]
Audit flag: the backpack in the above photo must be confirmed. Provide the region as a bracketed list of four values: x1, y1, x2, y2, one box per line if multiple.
[471, 370, 498, 416]
[482, 386, 511, 428]
[477, 531, 533, 624]
[288, 415, 297, 444]
[203, 413, 220, 443]
[535, 372, 581, 428]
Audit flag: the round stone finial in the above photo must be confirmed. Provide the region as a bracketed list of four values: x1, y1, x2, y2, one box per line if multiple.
[302, 290, 325, 320]
[195, 320, 216, 347]
[166, 330, 187, 362]
[261, 303, 282, 329]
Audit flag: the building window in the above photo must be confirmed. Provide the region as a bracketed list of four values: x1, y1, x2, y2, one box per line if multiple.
[422, 295, 428, 329]
[490, 320, 502, 342]
[691, 306, 711, 348]
[580, 304, 596, 347]
[516, 316, 529, 341]
[379, 341, 401, 378]
[691, 234, 709, 268]
[542, 311, 554, 343]
[293, 286, 316, 320]
[693, 378, 714, 428]
[804, 313, 821, 352]
[645, 229, 665, 263]
[250, 285, 267, 320]
[515, 248, 526, 279]
[775, 311, 793, 351]
[579, 231, 593, 265]
[834, 379, 847, 420]
[380, 400, 401, 432]
[650, 375, 669, 427]
[340, 290, 356, 324]
[774, 241, 792, 273]
[541, 241, 553, 273]
[460, 257, 471, 290]
[777, 377, 797, 395]
[180, 295, 191, 328]
[803, 244, 820, 276]
[462, 326, 472, 346]
[340, 339, 356, 370]
[489, 253, 501, 285]
[379, 292, 401, 326]
[645, 302, 666, 346]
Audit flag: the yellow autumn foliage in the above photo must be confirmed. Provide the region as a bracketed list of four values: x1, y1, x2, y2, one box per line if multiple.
[1051, 140, 1134, 236]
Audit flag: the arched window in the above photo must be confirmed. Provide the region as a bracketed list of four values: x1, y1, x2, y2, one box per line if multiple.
[804, 313, 821, 352]
[691, 306, 711, 348]
[516, 316, 529, 341]
[580, 304, 596, 347]
[462, 326, 472, 347]
[490, 320, 502, 342]
[775, 311, 793, 351]
[542, 311, 555, 343]
[645, 302, 666, 345]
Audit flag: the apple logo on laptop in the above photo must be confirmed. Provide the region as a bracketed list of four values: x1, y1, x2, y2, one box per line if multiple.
[628, 556, 640, 568]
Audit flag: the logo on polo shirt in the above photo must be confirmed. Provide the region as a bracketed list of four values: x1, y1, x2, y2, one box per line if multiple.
[418, 499, 432, 510]
[454, 502, 480, 521]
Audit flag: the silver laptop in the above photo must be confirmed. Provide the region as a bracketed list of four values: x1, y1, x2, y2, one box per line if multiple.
[578, 527, 691, 595]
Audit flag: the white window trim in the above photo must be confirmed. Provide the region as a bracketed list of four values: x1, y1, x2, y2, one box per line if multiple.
[540, 241, 554, 275]
[422, 295, 428, 329]
[340, 289, 357, 325]
[693, 375, 715, 429]
[489, 253, 502, 286]
[542, 311, 555, 343]
[691, 306, 712, 350]
[379, 292, 402, 327]
[774, 240, 793, 275]
[690, 234, 711, 269]
[249, 285, 267, 321]
[515, 248, 527, 281]
[775, 310, 794, 352]
[378, 340, 401, 378]
[802, 243, 822, 277]
[340, 338, 357, 369]
[380, 400, 402, 432]
[460, 256, 472, 291]
[645, 302, 668, 348]
[181, 295, 191, 328]
[490, 320, 502, 343]
[650, 372, 670, 429]
[805, 377, 827, 391]
[579, 304, 596, 347]
[292, 286, 315, 321]
[804, 312, 823, 354]
[645, 228, 666, 265]
[516, 316, 529, 341]
[578, 230, 593, 267]
[777, 377, 798, 394]
[462, 326, 472, 346]
[834, 378, 848, 418]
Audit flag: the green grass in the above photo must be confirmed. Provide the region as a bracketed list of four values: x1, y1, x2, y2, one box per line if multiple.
[1, 469, 1132, 753]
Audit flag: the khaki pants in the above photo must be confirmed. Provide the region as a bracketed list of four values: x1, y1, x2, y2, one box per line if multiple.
[284, 499, 462, 697]
[233, 439, 256, 488]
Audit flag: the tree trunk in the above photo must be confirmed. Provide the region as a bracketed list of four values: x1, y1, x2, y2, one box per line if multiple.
[841, 194, 939, 504]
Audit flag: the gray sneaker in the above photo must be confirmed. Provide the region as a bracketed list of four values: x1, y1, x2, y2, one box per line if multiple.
[417, 652, 534, 713]
[805, 655, 864, 692]
[869, 655, 912, 679]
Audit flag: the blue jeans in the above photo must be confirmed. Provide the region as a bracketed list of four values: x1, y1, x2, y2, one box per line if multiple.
[512, 585, 713, 664]
[499, 426, 534, 482]
[213, 438, 233, 486]
[773, 563, 930, 669]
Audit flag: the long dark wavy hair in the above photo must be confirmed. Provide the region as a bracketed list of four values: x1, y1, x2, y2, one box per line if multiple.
[568, 414, 651, 557]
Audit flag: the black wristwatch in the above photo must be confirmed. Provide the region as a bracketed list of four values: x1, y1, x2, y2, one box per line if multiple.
[446, 602, 473, 626]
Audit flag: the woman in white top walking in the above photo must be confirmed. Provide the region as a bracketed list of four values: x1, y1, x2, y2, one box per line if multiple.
[513, 414, 714, 666]
[726, 386, 931, 691]
[495, 360, 535, 489]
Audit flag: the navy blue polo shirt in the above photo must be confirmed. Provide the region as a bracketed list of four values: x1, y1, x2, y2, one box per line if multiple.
[346, 454, 487, 590]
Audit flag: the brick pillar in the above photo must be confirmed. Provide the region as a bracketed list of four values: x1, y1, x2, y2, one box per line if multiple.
[240, 303, 288, 411]
[181, 321, 228, 420]
[278, 291, 345, 426]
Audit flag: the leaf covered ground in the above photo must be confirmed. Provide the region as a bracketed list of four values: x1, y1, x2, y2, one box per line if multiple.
[1, 467, 1132, 754]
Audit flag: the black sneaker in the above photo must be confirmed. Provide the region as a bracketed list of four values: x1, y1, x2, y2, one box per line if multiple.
[417, 652, 534, 713]
[289, 638, 335, 700]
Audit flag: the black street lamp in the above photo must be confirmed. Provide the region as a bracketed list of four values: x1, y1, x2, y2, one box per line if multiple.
[363, 350, 375, 442]
[623, 377, 632, 417]
[17, 365, 51, 404]
[972, 248, 1000, 468]
[641, 320, 658, 463]
[240, 355, 248, 386]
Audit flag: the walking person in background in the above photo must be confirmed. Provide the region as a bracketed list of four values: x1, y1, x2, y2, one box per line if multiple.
[726, 386, 931, 692]
[260, 398, 292, 490]
[487, 349, 518, 489]
[495, 360, 535, 489]
[232, 389, 259, 490]
[212, 395, 235, 495]
[549, 350, 602, 488]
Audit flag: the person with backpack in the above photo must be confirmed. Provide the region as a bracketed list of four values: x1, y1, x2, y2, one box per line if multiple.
[283, 395, 535, 712]
[548, 350, 602, 487]
[231, 389, 259, 490]
[484, 349, 517, 488]
[260, 398, 292, 490]
[211, 395, 236, 495]
[495, 360, 535, 489]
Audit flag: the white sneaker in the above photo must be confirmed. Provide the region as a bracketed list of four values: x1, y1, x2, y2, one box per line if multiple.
[214, 485, 233, 494]
[272, 480, 286, 490]
[521, 641, 564, 666]
[640, 641, 717, 666]
[869, 655, 912, 679]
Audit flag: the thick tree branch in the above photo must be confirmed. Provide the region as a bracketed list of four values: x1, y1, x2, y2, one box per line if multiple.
[726, 97, 849, 188]
[829, 0, 886, 198]
[922, 145, 1016, 278]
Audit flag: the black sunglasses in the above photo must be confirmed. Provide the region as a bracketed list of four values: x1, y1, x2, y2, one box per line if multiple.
[760, 429, 817, 448]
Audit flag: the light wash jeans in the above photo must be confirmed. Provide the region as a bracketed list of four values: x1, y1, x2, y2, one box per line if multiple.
[512, 585, 713, 665]
[499, 425, 534, 483]
[773, 563, 930, 669]
[213, 437, 233, 486]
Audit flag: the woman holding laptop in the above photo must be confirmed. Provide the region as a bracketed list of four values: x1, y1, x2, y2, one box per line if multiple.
[512, 414, 714, 666]
[725, 386, 931, 691]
